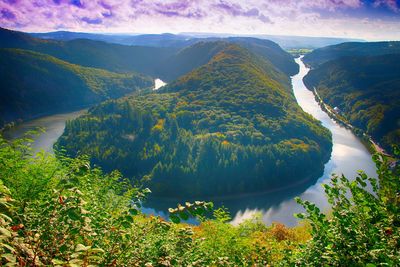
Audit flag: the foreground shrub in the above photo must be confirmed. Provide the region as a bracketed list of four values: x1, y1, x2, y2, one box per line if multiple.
[293, 151, 400, 266]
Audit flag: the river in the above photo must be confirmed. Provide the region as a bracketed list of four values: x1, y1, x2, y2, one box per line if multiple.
[143, 57, 377, 225]
[2, 63, 377, 226]
[2, 110, 86, 154]
[227, 57, 377, 225]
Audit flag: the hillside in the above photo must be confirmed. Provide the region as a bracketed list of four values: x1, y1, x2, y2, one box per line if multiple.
[155, 41, 230, 82]
[155, 38, 298, 81]
[224, 37, 299, 76]
[57, 44, 332, 197]
[2, 28, 297, 81]
[303, 54, 400, 152]
[0, 48, 152, 126]
[303, 41, 400, 67]
[0, 27, 178, 76]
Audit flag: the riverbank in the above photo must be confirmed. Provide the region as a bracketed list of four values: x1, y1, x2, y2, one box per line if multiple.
[0, 104, 91, 133]
[0, 58, 377, 226]
[1, 109, 87, 153]
[306, 76, 389, 157]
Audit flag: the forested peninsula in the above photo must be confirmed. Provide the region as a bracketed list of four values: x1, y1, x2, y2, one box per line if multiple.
[57, 44, 332, 197]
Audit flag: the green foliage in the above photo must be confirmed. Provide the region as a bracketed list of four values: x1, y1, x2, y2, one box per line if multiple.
[1, 134, 398, 266]
[57, 44, 332, 197]
[304, 54, 400, 153]
[303, 41, 400, 67]
[292, 152, 400, 266]
[0, 27, 298, 81]
[0, 134, 311, 266]
[168, 201, 213, 224]
[0, 48, 153, 127]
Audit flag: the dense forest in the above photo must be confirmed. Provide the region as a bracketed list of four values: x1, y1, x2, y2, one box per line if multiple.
[57, 44, 332, 197]
[302, 41, 400, 67]
[303, 54, 400, 153]
[0, 48, 152, 127]
[0, 27, 298, 128]
[1, 133, 398, 266]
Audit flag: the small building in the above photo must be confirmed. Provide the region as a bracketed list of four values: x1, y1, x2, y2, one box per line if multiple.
[333, 106, 341, 113]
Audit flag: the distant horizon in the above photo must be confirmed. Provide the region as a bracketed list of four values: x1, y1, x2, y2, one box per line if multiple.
[3, 26, 373, 42]
[1, 1, 400, 41]
[29, 29, 366, 40]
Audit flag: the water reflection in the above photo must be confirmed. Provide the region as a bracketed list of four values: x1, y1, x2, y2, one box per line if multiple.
[154, 78, 167, 90]
[143, 57, 377, 226]
[1, 58, 377, 226]
[2, 110, 86, 154]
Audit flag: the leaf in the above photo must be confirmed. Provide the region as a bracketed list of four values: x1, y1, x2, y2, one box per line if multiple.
[125, 214, 134, 223]
[130, 208, 138, 215]
[0, 227, 11, 238]
[75, 244, 91, 252]
[0, 243, 15, 252]
[179, 211, 189, 221]
[52, 259, 67, 265]
[67, 208, 81, 221]
[88, 248, 104, 254]
[142, 188, 152, 194]
[169, 215, 180, 224]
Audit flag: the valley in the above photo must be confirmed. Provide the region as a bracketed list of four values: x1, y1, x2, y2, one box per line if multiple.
[0, 2, 399, 265]
[2, 56, 376, 226]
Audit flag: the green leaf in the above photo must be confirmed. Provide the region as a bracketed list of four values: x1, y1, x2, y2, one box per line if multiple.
[179, 211, 189, 221]
[67, 208, 81, 221]
[75, 244, 91, 252]
[169, 215, 180, 224]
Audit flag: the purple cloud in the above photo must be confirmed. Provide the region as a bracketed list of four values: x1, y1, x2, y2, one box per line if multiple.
[70, 0, 83, 8]
[373, 0, 399, 12]
[2, 0, 18, 4]
[214, 1, 272, 24]
[0, 8, 15, 20]
[81, 17, 102, 24]
[0, 0, 399, 40]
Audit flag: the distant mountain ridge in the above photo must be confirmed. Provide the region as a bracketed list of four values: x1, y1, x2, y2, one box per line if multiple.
[1, 27, 298, 80]
[31, 30, 364, 49]
[303, 41, 400, 67]
[0, 27, 179, 77]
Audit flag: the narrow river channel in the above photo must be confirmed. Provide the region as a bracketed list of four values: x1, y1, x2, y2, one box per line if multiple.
[2, 63, 377, 226]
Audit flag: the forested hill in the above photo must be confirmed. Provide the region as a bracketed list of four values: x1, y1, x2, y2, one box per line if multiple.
[0, 27, 178, 76]
[224, 37, 299, 76]
[303, 54, 400, 153]
[57, 44, 332, 197]
[0, 48, 152, 127]
[303, 41, 400, 67]
[1, 27, 297, 81]
[156, 38, 298, 81]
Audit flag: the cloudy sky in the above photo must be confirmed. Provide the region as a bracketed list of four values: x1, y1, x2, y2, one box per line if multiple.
[1, 0, 399, 40]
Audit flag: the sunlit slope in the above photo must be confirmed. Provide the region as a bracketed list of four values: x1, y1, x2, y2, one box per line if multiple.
[57, 44, 332, 197]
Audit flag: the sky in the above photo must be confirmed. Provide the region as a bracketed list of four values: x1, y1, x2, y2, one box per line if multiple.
[0, 0, 400, 40]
